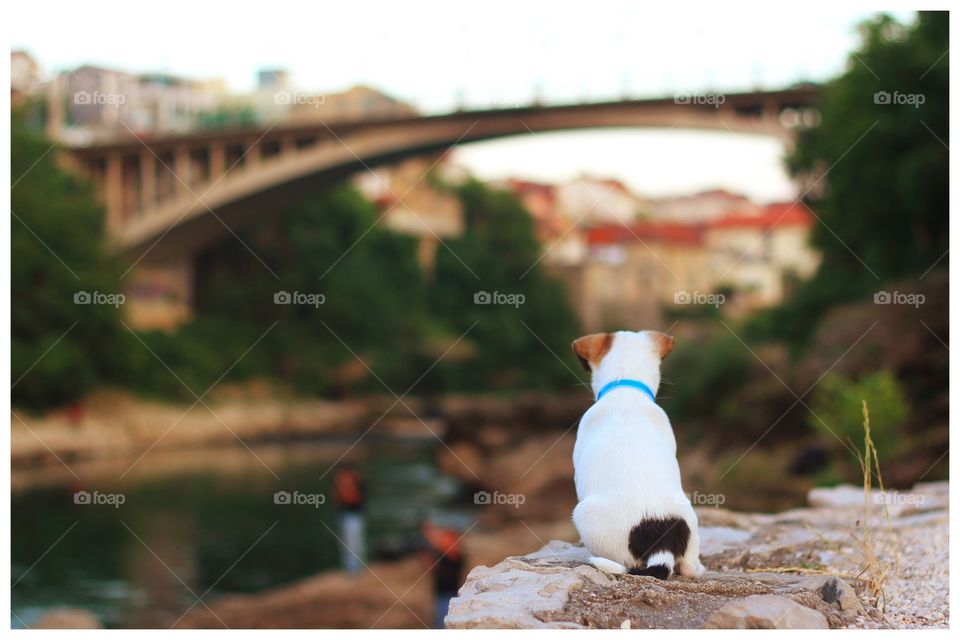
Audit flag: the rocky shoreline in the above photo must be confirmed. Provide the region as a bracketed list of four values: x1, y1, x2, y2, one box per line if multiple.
[28, 482, 948, 629]
[14, 390, 948, 630]
[447, 482, 949, 629]
[11, 390, 590, 472]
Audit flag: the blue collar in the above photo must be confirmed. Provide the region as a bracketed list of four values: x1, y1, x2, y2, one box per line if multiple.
[595, 379, 657, 404]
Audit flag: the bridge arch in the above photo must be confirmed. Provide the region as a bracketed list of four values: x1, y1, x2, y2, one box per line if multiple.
[66, 88, 818, 261]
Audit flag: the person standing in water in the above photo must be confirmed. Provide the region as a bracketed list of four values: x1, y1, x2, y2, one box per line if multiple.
[419, 517, 466, 629]
[332, 465, 366, 574]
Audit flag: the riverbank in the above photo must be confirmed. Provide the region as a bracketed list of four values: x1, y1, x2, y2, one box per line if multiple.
[447, 481, 949, 629]
[156, 482, 952, 629]
[13, 389, 948, 630]
[11, 389, 591, 473]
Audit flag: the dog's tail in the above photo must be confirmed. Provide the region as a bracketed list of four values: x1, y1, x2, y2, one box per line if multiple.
[627, 550, 674, 580]
[626, 517, 690, 580]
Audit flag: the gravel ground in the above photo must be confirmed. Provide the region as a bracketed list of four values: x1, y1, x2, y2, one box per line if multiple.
[702, 481, 950, 629]
[872, 511, 949, 629]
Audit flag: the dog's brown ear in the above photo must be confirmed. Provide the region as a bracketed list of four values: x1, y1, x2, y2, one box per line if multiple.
[571, 333, 614, 372]
[648, 331, 676, 361]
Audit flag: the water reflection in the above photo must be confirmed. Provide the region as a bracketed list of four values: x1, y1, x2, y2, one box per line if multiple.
[11, 437, 465, 628]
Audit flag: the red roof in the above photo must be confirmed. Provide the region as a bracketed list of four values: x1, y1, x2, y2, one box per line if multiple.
[586, 203, 814, 247]
[593, 178, 631, 194]
[504, 178, 555, 199]
[710, 202, 814, 230]
[694, 188, 745, 199]
[587, 221, 704, 247]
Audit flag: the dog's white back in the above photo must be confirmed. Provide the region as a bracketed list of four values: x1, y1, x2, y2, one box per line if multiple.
[571, 330, 704, 579]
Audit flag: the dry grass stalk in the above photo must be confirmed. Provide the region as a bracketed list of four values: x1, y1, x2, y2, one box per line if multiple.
[849, 400, 897, 610]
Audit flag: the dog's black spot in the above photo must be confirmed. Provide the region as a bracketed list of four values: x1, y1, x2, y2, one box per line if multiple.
[628, 517, 689, 563]
[627, 565, 670, 580]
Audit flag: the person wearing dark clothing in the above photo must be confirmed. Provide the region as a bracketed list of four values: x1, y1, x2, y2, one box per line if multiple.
[419, 519, 466, 629]
[332, 466, 366, 574]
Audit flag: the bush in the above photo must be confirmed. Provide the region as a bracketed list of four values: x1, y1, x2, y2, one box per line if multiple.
[659, 332, 753, 436]
[428, 179, 582, 392]
[807, 370, 908, 456]
[11, 111, 132, 408]
[134, 184, 430, 399]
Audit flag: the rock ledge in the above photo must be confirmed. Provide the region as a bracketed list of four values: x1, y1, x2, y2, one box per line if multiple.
[446, 540, 868, 629]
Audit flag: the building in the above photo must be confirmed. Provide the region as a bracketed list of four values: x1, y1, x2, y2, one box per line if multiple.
[560, 202, 818, 330]
[353, 154, 464, 274]
[222, 74, 417, 126]
[576, 222, 712, 329]
[703, 202, 819, 307]
[496, 178, 587, 266]
[286, 84, 417, 123]
[34, 58, 416, 140]
[556, 177, 643, 225]
[648, 188, 758, 222]
[48, 64, 221, 142]
[11, 50, 41, 104]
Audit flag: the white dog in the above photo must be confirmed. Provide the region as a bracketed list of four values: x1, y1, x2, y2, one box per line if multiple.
[571, 330, 705, 579]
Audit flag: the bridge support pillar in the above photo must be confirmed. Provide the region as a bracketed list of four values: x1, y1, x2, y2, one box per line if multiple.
[174, 146, 192, 197]
[104, 152, 124, 233]
[245, 139, 261, 167]
[123, 258, 195, 331]
[279, 135, 295, 155]
[140, 151, 155, 213]
[209, 142, 226, 180]
[763, 98, 781, 127]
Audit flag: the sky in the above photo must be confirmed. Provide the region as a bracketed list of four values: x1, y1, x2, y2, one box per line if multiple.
[11, 1, 915, 202]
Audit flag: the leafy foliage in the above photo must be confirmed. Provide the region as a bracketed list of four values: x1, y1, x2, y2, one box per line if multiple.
[659, 331, 753, 432]
[11, 111, 132, 408]
[428, 180, 582, 392]
[127, 180, 582, 401]
[752, 12, 948, 344]
[134, 184, 429, 399]
[808, 371, 908, 456]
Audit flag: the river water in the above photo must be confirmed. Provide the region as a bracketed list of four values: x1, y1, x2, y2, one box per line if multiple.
[11, 436, 468, 628]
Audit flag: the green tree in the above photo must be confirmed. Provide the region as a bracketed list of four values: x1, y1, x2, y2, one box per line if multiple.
[11, 112, 131, 408]
[429, 179, 581, 391]
[808, 370, 908, 456]
[756, 12, 948, 343]
[136, 184, 429, 398]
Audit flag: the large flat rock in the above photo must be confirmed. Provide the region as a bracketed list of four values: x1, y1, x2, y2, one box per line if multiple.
[446, 540, 871, 629]
[447, 481, 948, 629]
